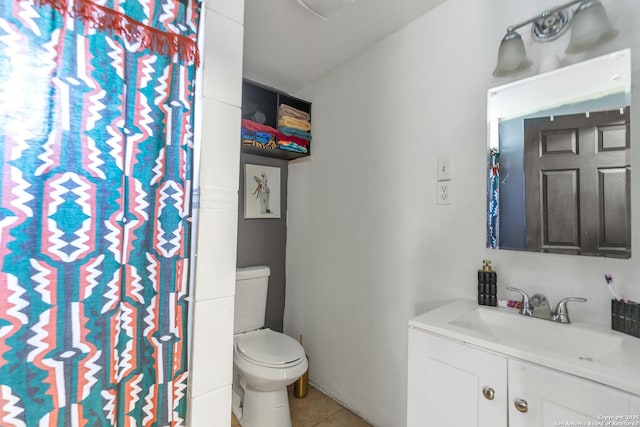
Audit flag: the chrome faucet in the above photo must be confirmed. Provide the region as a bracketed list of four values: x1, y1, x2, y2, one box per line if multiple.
[506, 287, 586, 324]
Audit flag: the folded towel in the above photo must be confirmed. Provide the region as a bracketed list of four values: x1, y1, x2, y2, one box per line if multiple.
[255, 131, 273, 144]
[278, 141, 308, 154]
[278, 115, 311, 132]
[278, 104, 311, 122]
[242, 138, 277, 150]
[241, 127, 277, 149]
[278, 126, 312, 141]
[277, 131, 309, 148]
[241, 128, 255, 140]
[242, 119, 278, 135]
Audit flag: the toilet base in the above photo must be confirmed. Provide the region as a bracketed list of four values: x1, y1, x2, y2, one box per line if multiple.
[233, 384, 292, 427]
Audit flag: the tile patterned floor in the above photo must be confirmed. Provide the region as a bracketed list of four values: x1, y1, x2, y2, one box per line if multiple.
[231, 386, 371, 427]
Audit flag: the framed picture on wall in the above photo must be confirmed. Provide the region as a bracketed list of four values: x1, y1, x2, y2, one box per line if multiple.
[244, 164, 281, 219]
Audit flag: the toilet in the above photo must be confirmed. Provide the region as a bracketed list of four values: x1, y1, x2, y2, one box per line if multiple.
[232, 266, 308, 427]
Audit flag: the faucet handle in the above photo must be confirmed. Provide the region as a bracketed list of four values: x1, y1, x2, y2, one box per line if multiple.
[506, 287, 530, 301]
[506, 287, 533, 316]
[553, 297, 587, 324]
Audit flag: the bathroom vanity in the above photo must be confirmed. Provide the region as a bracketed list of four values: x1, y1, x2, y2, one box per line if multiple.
[407, 300, 640, 426]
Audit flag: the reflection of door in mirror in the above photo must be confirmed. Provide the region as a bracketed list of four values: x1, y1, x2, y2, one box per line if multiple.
[487, 49, 631, 258]
[523, 107, 630, 258]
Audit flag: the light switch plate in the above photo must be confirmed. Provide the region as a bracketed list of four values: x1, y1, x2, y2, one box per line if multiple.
[437, 157, 452, 181]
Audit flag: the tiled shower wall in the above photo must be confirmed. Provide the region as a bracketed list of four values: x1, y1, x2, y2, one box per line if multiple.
[188, 0, 244, 425]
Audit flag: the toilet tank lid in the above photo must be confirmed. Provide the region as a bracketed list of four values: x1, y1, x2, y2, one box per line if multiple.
[236, 265, 271, 280]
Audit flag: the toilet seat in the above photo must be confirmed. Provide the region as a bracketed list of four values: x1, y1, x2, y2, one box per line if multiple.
[236, 329, 305, 368]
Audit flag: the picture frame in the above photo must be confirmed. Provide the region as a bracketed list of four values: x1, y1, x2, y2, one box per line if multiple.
[244, 164, 281, 219]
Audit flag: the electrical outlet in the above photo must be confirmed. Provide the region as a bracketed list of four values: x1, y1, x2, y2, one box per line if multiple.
[437, 181, 452, 205]
[437, 157, 452, 181]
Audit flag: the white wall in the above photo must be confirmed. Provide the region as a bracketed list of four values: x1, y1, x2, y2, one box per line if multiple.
[188, 0, 244, 425]
[284, 0, 640, 426]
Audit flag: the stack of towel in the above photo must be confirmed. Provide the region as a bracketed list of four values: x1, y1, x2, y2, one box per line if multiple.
[277, 104, 311, 154]
[241, 119, 278, 149]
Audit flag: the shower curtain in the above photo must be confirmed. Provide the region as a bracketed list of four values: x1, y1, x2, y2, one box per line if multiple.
[0, 0, 200, 425]
[487, 148, 500, 249]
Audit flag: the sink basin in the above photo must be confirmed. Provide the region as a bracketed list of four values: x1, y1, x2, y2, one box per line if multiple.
[410, 299, 640, 397]
[450, 306, 625, 361]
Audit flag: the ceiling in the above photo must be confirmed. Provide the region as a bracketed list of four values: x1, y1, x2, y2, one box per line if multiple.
[242, 0, 446, 94]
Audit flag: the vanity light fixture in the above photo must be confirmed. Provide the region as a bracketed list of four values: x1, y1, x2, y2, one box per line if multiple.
[296, 0, 356, 20]
[493, 0, 618, 77]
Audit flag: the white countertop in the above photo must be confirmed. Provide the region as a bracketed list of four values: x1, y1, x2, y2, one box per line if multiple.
[409, 299, 640, 396]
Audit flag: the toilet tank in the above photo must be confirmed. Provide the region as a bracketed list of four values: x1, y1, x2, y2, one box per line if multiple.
[234, 266, 270, 333]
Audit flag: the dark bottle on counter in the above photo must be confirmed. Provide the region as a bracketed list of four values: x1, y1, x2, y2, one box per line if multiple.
[478, 260, 497, 306]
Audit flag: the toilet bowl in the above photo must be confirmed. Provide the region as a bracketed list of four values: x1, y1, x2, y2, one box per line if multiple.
[232, 266, 307, 427]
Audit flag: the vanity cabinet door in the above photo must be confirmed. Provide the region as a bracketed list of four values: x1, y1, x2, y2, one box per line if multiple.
[407, 329, 507, 427]
[507, 360, 542, 426]
[508, 359, 635, 427]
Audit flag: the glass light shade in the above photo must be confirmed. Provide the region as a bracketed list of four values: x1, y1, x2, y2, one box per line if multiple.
[566, 0, 618, 54]
[493, 31, 533, 77]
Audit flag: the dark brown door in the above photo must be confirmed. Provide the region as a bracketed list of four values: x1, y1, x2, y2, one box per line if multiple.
[524, 107, 630, 258]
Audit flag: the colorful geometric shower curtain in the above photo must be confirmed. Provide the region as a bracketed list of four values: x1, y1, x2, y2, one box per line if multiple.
[0, 1, 200, 425]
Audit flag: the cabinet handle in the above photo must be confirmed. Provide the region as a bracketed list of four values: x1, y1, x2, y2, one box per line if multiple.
[514, 398, 528, 413]
[482, 386, 495, 400]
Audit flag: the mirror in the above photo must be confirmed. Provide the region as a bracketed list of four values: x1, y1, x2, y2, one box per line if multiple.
[487, 49, 631, 258]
